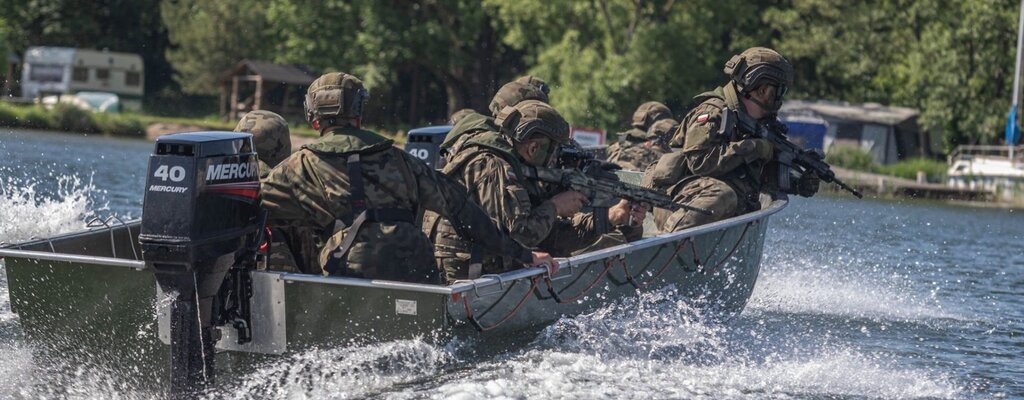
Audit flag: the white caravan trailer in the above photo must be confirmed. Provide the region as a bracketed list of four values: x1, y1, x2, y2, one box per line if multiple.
[21, 46, 144, 111]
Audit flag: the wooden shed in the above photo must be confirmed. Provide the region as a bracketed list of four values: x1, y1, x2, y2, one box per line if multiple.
[219, 60, 317, 120]
[780, 100, 934, 165]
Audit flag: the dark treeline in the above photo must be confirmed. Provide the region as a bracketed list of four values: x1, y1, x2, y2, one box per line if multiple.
[0, 0, 1018, 151]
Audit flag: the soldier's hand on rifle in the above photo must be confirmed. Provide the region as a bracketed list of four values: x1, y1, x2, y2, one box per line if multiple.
[628, 201, 649, 226]
[796, 171, 821, 198]
[550, 190, 587, 217]
[608, 199, 631, 227]
[735, 138, 774, 162]
[530, 251, 559, 275]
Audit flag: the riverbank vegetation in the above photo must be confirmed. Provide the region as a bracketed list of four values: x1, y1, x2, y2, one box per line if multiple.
[826, 146, 949, 182]
[0, 1, 1018, 152]
[0, 102, 325, 138]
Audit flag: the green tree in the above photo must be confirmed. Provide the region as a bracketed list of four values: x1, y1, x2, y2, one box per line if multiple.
[0, 0, 175, 95]
[268, 0, 523, 123]
[162, 0, 275, 95]
[766, 0, 1020, 151]
[485, 0, 770, 132]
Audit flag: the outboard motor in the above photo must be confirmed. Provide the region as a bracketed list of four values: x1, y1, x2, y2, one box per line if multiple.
[139, 132, 263, 397]
[404, 125, 451, 168]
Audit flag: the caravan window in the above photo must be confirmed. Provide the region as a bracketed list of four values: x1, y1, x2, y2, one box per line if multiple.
[125, 71, 140, 87]
[96, 68, 110, 80]
[29, 64, 64, 83]
[72, 67, 88, 82]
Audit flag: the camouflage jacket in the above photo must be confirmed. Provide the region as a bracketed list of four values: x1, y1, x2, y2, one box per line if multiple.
[441, 112, 498, 154]
[667, 83, 767, 207]
[426, 131, 611, 280]
[257, 160, 312, 273]
[261, 126, 533, 283]
[606, 128, 668, 172]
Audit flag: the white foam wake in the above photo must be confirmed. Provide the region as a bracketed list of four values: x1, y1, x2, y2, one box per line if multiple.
[0, 173, 102, 244]
[401, 348, 961, 400]
[215, 339, 456, 400]
[387, 286, 962, 400]
[748, 266, 965, 323]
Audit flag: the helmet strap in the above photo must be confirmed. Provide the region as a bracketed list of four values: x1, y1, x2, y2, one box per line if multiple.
[743, 87, 783, 115]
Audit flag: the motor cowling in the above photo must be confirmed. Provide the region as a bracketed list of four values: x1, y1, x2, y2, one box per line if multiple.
[139, 131, 261, 396]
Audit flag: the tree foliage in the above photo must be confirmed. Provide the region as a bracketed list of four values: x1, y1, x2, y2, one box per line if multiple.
[0, 0, 1021, 149]
[161, 0, 274, 95]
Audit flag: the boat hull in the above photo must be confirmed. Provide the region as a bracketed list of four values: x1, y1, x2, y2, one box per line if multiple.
[1, 197, 787, 387]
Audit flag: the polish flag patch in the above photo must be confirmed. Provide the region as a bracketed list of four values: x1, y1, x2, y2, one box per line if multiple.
[696, 114, 710, 124]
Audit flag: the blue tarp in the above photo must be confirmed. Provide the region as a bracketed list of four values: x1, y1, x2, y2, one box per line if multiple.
[783, 120, 826, 150]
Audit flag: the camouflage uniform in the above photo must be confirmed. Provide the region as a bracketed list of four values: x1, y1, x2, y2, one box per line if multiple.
[448, 108, 476, 125]
[426, 101, 639, 282]
[261, 73, 534, 283]
[440, 80, 549, 165]
[607, 102, 673, 171]
[647, 47, 817, 232]
[234, 110, 292, 179]
[232, 110, 312, 273]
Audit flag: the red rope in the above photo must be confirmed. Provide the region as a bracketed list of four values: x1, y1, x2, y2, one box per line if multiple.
[701, 222, 753, 275]
[462, 277, 538, 332]
[627, 237, 692, 290]
[544, 257, 618, 304]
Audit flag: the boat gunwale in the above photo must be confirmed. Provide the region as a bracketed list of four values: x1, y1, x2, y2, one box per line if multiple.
[0, 197, 789, 296]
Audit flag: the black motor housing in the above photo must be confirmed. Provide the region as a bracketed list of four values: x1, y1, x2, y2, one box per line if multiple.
[139, 131, 261, 395]
[404, 125, 451, 168]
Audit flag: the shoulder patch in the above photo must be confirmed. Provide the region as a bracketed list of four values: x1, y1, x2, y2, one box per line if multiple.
[696, 114, 710, 124]
[506, 169, 517, 181]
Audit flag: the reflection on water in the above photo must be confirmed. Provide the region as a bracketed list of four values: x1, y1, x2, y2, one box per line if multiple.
[1, 129, 1021, 399]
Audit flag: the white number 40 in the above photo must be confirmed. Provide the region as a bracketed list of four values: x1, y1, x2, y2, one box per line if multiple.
[154, 165, 186, 182]
[408, 148, 430, 160]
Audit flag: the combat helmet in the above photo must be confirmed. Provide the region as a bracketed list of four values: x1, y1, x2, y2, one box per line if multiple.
[494, 100, 570, 145]
[647, 118, 679, 144]
[448, 108, 476, 125]
[234, 110, 291, 167]
[514, 75, 550, 96]
[631, 101, 672, 131]
[304, 72, 370, 125]
[723, 47, 794, 93]
[488, 81, 549, 116]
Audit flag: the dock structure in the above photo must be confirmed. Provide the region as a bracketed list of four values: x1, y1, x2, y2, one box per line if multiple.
[832, 167, 993, 202]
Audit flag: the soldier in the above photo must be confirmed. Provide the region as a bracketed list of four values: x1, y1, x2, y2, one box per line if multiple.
[427, 100, 645, 282]
[607, 102, 673, 171]
[448, 108, 476, 125]
[645, 47, 819, 232]
[261, 72, 555, 283]
[602, 101, 675, 171]
[234, 110, 291, 178]
[232, 110, 312, 273]
[440, 77, 550, 163]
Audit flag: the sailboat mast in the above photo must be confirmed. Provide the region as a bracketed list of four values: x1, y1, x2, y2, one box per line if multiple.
[1010, 0, 1024, 163]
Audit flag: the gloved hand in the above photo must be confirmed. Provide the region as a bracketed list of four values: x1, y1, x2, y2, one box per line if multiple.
[796, 171, 821, 197]
[735, 138, 774, 162]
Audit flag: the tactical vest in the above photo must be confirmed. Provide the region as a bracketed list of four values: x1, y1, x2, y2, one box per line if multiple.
[302, 127, 422, 277]
[646, 84, 764, 210]
[427, 131, 544, 278]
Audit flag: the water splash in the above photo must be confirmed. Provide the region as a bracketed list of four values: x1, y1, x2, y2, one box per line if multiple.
[748, 264, 966, 323]
[388, 285, 962, 400]
[0, 172, 104, 244]
[214, 339, 457, 400]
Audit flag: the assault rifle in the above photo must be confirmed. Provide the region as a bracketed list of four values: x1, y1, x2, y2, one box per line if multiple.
[754, 118, 863, 199]
[522, 161, 712, 233]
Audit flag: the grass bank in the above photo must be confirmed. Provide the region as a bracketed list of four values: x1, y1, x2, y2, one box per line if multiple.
[825, 146, 948, 182]
[0, 102, 413, 141]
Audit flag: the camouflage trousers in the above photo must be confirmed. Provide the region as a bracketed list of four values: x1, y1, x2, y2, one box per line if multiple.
[654, 177, 740, 233]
